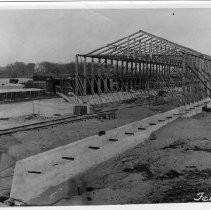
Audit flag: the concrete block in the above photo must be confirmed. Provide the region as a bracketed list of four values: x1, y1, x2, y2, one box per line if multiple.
[73, 105, 90, 116]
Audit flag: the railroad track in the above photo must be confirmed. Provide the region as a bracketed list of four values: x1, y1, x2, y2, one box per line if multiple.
[0, 114, 96, 136]
[0, 93, 177, 137]
[0, 109, 119, 136]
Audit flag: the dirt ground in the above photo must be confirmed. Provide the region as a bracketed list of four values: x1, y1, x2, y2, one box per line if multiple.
[0, 98, 75, 121]
[2, 95, 210, 205]
[0, 100, 175, 198]
[52, 111, 211, 205]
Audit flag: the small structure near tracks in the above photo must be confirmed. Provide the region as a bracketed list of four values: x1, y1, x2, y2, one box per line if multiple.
[97, 110, 117, 120]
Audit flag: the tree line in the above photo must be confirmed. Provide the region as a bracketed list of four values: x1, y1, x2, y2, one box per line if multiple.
[0, 62, 75, 78]
[0, 61, 115, 79]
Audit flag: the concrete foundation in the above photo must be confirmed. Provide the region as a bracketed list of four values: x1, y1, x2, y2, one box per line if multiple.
[10, 98, 210, 205]
[79, 88, 180, 105]
[0, 98, 80, 119]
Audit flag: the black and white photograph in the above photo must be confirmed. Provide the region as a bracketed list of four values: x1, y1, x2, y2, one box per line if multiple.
[0, 1, 211, 207]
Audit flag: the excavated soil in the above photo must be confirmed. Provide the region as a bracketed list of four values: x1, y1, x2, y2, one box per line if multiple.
[52, 111, 211, 205]
[0, 100, 175, 198]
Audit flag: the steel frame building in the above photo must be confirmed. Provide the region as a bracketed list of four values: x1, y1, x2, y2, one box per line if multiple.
[75, 30, 211, 105]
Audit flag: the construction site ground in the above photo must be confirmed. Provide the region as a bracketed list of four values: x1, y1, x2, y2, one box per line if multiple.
[54, 111, 211, 205]
[0, 97, 174, 198]
[0, 98, 75, 123]
[0, 97, 210, 205]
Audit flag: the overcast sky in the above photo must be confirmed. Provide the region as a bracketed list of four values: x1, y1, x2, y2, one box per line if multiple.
[0, 8, 210, 66]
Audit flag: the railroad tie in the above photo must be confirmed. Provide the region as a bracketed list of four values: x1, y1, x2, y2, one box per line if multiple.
[28, 171, 42, 174]
[62, 157, 75, 160]
[108, 138, 118, 142]
[125, 132, 134, 135]
[149, 123, 157, 126]
[89, 146, 100, 150]
[138, 127, 146, 130]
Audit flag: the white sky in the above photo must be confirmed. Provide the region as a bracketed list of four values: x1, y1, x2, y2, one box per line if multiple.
[0, 8, 210, 65]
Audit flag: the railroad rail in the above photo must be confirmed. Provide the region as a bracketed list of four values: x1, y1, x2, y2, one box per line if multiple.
[0, 109, 118, 136]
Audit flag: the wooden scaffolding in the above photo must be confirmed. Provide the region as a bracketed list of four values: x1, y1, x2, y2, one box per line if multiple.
[75, 29, 211, 105]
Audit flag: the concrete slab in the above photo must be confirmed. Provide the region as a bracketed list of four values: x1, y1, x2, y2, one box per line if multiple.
[10, 98, 210, 205]
[0, 98, 76, 119]
[0, 88, 42, 93]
